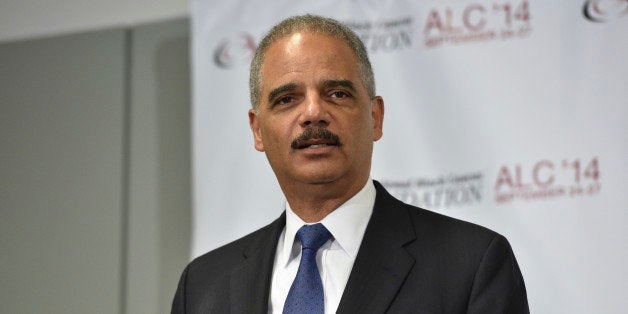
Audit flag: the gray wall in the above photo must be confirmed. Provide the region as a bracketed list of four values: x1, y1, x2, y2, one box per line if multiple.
[0, 18, 191, 314]
[0, 0, 188, 43]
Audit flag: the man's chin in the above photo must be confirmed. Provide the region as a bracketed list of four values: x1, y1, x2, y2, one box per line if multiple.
[293, 169, 344, 185]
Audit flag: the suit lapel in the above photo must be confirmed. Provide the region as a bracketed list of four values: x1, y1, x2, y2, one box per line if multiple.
[229, 213, 286, 314]
[337, 181, 417, 313]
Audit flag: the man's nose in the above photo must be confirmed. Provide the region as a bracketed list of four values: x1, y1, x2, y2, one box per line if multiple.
[299, 94, 330, 127]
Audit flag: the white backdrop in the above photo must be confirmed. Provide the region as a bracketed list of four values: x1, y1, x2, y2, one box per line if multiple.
[191, 1, 628, 312]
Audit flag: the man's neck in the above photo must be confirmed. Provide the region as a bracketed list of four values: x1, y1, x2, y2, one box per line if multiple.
[281, 176, 370, 223]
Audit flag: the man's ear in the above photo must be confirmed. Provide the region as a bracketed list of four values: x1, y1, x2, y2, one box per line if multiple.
[249, 109, 265, 152]
[371, 96, 384, 141]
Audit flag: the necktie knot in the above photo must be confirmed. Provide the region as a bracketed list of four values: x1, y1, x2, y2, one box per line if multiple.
[296, 223, 331, 251]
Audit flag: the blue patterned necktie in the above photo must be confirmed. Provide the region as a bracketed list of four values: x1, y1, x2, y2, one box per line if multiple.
[283, 223, 332, 314]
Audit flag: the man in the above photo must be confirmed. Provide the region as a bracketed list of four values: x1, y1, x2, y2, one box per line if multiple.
[172, 14, 528, 313]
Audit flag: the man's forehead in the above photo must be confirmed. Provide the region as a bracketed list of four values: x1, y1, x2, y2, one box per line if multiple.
[263, 32, 355, 63]
[257, 32, 364, 101]
[262, 36, 359, 75]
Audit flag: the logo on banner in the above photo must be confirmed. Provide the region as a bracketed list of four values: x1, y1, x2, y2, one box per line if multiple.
[345, 17, 415, 53]
[422, 1, 532, 48]
[583, 0, 628, 22]
[382, 172, 484, 210]
[212, 16, 415, 69]
[494, 157, 601, 204]
[213, 33, 257, 68]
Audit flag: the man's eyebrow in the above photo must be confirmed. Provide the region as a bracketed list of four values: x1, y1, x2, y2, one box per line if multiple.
[323, 79, 357, 93]
[267, 83, 299, 104]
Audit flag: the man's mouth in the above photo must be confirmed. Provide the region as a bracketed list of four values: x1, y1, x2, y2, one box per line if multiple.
[291, 127, 341, 150]
[294, 139, 338, 149]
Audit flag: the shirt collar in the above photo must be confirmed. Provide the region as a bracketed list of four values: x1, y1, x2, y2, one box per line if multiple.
[280, 178, 376, 266]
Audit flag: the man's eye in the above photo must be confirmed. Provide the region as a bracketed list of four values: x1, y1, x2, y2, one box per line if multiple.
[330, 91, 351, 98]
[275, 96, 295, 106]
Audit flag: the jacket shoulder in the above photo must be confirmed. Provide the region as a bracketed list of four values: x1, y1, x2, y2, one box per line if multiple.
[374, 180, 504, 254]
[187, 215, 284, 273]
[171, 215, 284, 313]
[407, 201, 499, 243]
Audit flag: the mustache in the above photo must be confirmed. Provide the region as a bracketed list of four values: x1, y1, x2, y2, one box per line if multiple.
[290, 127, 341, 149]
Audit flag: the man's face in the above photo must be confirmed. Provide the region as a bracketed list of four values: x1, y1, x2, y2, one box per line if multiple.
[249, 32, 384, 188]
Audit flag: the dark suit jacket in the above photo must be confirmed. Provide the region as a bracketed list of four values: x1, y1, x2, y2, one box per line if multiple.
[172, 180, 529, 313]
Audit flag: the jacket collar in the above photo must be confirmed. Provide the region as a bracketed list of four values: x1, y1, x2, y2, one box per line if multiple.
[337, 180, 417, 313]
[229, 213, 285, 314]
[228, 180, 417, 313]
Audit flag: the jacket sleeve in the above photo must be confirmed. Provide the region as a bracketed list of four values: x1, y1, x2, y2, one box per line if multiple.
[467, 234, 529, 313]
[171, 264, 189, 314]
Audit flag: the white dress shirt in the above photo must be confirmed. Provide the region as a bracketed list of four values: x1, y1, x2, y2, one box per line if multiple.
[268, 179, 376, 314]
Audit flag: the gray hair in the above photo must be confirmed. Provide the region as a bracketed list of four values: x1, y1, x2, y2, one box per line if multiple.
[249, 14, 375, 111]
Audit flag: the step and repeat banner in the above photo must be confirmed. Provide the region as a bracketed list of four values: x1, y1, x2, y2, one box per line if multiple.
[191, 1, 627, 312]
